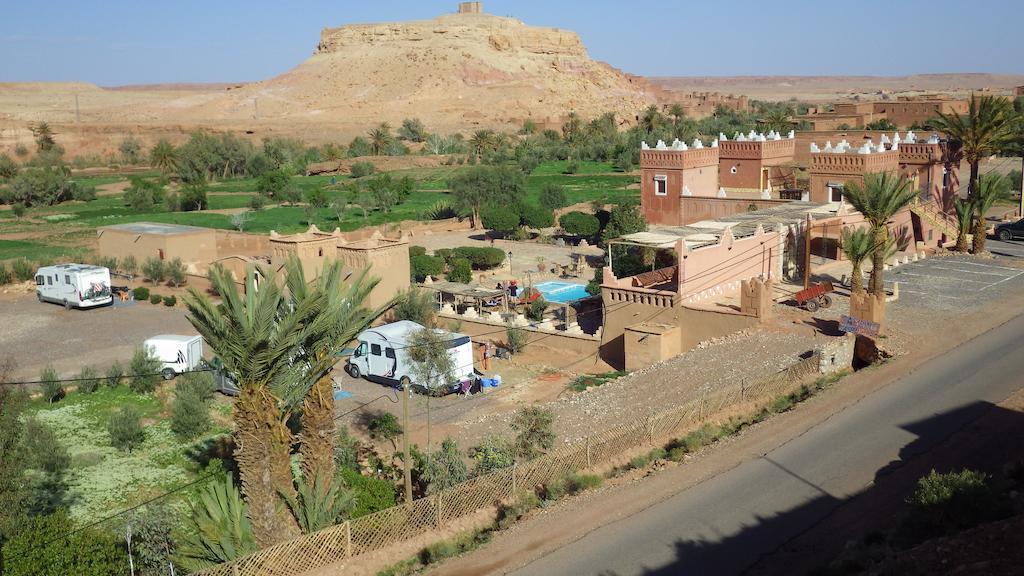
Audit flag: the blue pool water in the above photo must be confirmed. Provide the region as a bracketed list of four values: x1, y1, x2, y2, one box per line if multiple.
[534, 281, 592, 303]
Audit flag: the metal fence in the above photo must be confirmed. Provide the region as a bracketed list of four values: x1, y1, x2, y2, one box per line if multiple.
[196, 352, 821, 576]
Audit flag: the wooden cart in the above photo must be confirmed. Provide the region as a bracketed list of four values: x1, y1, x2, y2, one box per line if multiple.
[794, 281, 834, 312]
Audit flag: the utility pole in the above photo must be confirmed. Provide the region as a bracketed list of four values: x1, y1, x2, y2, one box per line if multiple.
[402, 384, 412, 503]
[1019, 155, 1024, 218]
[803, 213, 812, 289]
[74, 94, 80, 123]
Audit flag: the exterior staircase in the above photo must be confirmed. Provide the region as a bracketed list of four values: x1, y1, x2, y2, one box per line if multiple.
[909, 198, 968, 246]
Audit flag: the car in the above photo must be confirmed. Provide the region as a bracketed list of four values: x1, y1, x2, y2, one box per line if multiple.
[995, 218, 1024, 241]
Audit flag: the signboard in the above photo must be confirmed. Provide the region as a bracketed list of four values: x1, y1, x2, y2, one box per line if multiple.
[839, 314, 880, 337]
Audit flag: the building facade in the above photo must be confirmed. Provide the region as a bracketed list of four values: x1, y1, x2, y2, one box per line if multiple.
[639, 139, 720, 226]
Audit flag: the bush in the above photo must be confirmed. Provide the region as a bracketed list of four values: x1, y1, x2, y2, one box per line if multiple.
[409, 245, 427, 258]
[39, 365, 63, 403]
[128, 346, 162, 393]
[0, 263, 11, 285]
[906, 469, 1006, 537]
[105, 361, 124, 388]
[306, 187, 329, 208]
[132, 286, 150, 301]
[410, 254, 444, 282]
[447, 258, 472, 283]
[435, 248, 453, 262]
[538, 184, 568, 211]
[367, 413, 402, 446]
[171, 382, 212, 440]
[496, 493, 541, 530]
[560, 211, 600, 238]
[166, 257, 187, 287]
[0, 153, 18, 181]
[72, 185, 97, 202]
[614, 151, 634, 172]
[248, 193, 267, 210]
[564, 160, 579, 174]
[505, 324, 528, 353]
[520, 204, 555, 229]
[350, 161, 376, 178]
[393, 288, 435, 326]
[450, 246, 506, 270]
[163, 295, 177, 307]
[11, 202, 27, 217]
[511, 406, 556, 459]
[121, 254, 138, 277]
[108, 405, 145, 452]
[124, 504, 176, 576]
[142, 257, 166, 284]
[179, 183, 208, 211]
[150, 294, 162, 305]
[469, 434, 516, 475]
[12, 258, 35, 281]
[526, 297, 547, 321]
[339, 467, 397, 518]
[543, 472, 602, 501]
[1, 510, 127, 576]
[78, 365, 100, 394]
[481, 205, 520, 234]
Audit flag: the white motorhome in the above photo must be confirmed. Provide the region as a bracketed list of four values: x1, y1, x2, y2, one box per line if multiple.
[143, 334, 205, 380]
[35, 264, 112, 309]
[345, 320, 475, 394]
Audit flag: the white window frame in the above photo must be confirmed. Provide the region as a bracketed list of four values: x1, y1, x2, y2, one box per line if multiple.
[653, 175, 668, 196]
[828, 183, 844, 203]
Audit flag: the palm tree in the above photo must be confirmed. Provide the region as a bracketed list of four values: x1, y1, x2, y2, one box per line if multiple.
[149, 139, 178, 174]
[279, 259, 387, 486]
[469, 129, 496, 158]
[30, 121, 56, 152]
[184, 260, 327, 545]
[840, 227, 876, 295]
[667, 103, 685, 127]
[639, 105, 663, 135]
[971, 173, 1012, 254]
[953, 198, 973, 253]
[842, 172, 917, 296]
[930, 94, 1018, 200]
[368, 123, 393, 155]
[759, 106, 794, 135]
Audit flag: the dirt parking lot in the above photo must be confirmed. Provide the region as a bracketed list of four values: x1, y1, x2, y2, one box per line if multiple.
[0, 292, 196, 380]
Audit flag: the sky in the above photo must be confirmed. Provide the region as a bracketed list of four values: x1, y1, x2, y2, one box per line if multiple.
[1, 0, 1021, 86]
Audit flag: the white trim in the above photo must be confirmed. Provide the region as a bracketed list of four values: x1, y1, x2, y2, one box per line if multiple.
[653, 174, 668, 196]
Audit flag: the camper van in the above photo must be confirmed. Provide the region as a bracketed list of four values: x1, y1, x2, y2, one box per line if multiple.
[345, 320, 475, 394]
[35, 264, 112, 309]
[143, 335, 205, 380]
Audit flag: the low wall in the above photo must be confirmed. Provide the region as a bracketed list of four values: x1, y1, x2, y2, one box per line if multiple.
[438, 313, 601, 370]
[215, 230, 270, 258]
[341, 217, 471, 242]
[680, 196, 790, 225]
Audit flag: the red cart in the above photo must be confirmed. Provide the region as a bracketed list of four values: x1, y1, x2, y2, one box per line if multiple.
[794, 281, 834, 312]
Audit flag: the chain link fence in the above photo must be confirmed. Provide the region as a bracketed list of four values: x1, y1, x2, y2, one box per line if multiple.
[196, 352, 821, 576]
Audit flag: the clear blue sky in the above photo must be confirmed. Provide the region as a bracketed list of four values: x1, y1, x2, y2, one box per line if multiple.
[1, 0, 1020, 86]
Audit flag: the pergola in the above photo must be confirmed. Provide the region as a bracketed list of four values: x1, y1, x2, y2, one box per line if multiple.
[420, 281, 506, 313]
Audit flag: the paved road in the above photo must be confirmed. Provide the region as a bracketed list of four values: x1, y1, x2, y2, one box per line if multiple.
[988, 238, 1024, 259]
[511, 313, 1024, 576]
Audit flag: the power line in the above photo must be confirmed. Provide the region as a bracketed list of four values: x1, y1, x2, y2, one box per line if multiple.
[0, 367, 216, 387]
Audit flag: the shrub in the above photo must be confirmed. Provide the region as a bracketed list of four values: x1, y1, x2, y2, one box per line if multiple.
[11, 202, 27, 217]
[450, 246, 506, 270]
[505, 324, 528, 353]
[1, 510, 126, 576]
[496, 493, 541, 530]
[150, 293, 162, 305]
[538, 184, 568, 211]
[906, 469, 1006, 537]
[97, 256, 118, 272]
[367, 413, 402, 447]
[481, 205, 520, 234]
[72, 185, 97, 202]
[39, 365, 63, 403]
[121, 254, 138, 277]
[526, 297, 547, 321]
[163, 295, 177, 307]
[78, 365, 100, 394]
[179, 183, 208, 211]
[306, 187, 329, 208]
[142, 257, 166, 284]
[410, 254, 444, 282]
[177, 371, 216, 402]
[129, 346, 162, 393]
[339, 467, 397, 518]
[171, 382, 212, 440]
[334, 426, 361, 472]
[350, 161, 376, 178]
[175, 477, 257, 570]
[166, 257, 187, 287]
[511, 406, 556, 459]
[470, 434, 516, 475]
[124, 504, 176, 576]
[435, 248, 453, 262]
[560, 211, 600, 238]
[393, 288, 435, 326]
[132, 286, 150, 301]
[248, 193, 267, 210]
[447, 258, 472, 283]
[614, 151, 634, 172]
[421, 438, 469, 495]
[0, 153, 18, 181]
[0, 263, 10, 285]
[108, 405, 145, 452]
[564, 160, 579, 174]
[11, 258, 35, 281]
[105, 361, 124, 387]
[543, 472, 602, 501]
[408, 245, 427, 258]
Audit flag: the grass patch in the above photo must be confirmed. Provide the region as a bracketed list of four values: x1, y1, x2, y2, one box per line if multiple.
[569, 370, 627, 392]
[0, 239, 88, 263]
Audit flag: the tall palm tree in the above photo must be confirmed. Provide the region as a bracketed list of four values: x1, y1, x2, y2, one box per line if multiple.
[842, 172, 917, 296]
[840, 227, 876, 295]
[930, 94, 1018, 200]
[368, 123, 393, 155]
[953, 198, 973, 253]
[149, 139, 178, 174]
[639, 105, 663, 135]
[971, 173, 1011, 254]
[278, 259, 387, 486]
[667, 104, 686, 128]
[469, 129, 496, 158]
[184, 260, 327, 545]
[759, 106, 794, 135]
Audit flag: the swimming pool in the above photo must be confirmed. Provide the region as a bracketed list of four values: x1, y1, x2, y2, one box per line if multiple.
[534, 281, 592, 304]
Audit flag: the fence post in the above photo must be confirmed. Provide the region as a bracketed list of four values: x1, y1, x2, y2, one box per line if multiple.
[646, 415, 655, 445]
[511, 463, 518, 496]
[345, 521, 352, 559]
[435, 494, 442, 529]
[699, 389, 707, 421]
[741, 378, 746, 402]
[232, 563, 240, 576]
[585, 436, 592, 469]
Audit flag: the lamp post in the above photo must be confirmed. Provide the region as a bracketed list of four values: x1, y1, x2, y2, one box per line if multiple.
[507, 250, 513, 276]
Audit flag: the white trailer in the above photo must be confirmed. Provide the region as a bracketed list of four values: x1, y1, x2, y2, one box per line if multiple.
[345, 320, 475, 394]
[35, 264, 113, 309]
[143, 334, 205, 380]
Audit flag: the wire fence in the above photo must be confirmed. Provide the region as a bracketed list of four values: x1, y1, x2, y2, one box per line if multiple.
[195, 352, 822, 576]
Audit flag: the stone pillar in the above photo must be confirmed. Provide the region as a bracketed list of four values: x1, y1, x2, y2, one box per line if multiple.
[849, 291, 886, 332]
[740, 277, 773, 320]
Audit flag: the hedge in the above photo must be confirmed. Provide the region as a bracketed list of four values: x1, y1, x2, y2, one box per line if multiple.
[559, 211, 601, 237]
[450, 246, 506, 270]
[411, 255, 444, 282]
[481, 205, 519, 233]
[519, 203, 554, 229]
[132, 286, 150, 301]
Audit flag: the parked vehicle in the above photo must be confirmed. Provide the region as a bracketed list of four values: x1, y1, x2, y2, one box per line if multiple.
[208, 356, 239, 396]
[35, 264, 113, 309]
[995, 218, 1024, 241]
[143, 334, 205, 380]
[346, 320, 475, 395]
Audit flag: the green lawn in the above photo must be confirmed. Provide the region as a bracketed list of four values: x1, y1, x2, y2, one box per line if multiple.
[0, 239, 89, 263]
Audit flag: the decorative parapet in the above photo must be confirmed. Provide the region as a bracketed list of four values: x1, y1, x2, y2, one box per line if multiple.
[640, 147, 719, 170]
[897, 142, 943, 165]
[809, 149, 900, 176]
[718, 137, 796, 161]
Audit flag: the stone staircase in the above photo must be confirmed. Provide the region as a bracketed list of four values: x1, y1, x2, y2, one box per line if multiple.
[910, 199, 967, 245]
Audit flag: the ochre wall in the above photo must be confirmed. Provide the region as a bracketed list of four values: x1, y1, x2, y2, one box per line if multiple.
[679, 197, 790, 225]
[97, 228, 217, 274]
[337, 241, 411, 310]
[442, 314, 603, 372]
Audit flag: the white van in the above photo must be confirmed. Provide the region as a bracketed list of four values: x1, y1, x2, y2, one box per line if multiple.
[345, 320, 475, 394]
[35, 264, 113, 309]
[143, 334, 205, 380]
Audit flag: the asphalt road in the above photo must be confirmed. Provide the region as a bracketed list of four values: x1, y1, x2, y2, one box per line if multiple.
[511, 312, 1024, 576]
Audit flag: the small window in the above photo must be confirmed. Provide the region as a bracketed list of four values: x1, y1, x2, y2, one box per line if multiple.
[829, 184, 844, 203]
[653, 175, 667, 196]
[780, 190, 803, 200]
[371, 344, 382, 356]
[928, 230, 933, 241]
[65, 275, 71, 284]
[730, 165, 738, 175]
[385, 348, 396, 359]
[47, 276, 52, 286]
[35, 275, 44, 286]
[318, 248, 324, 257]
